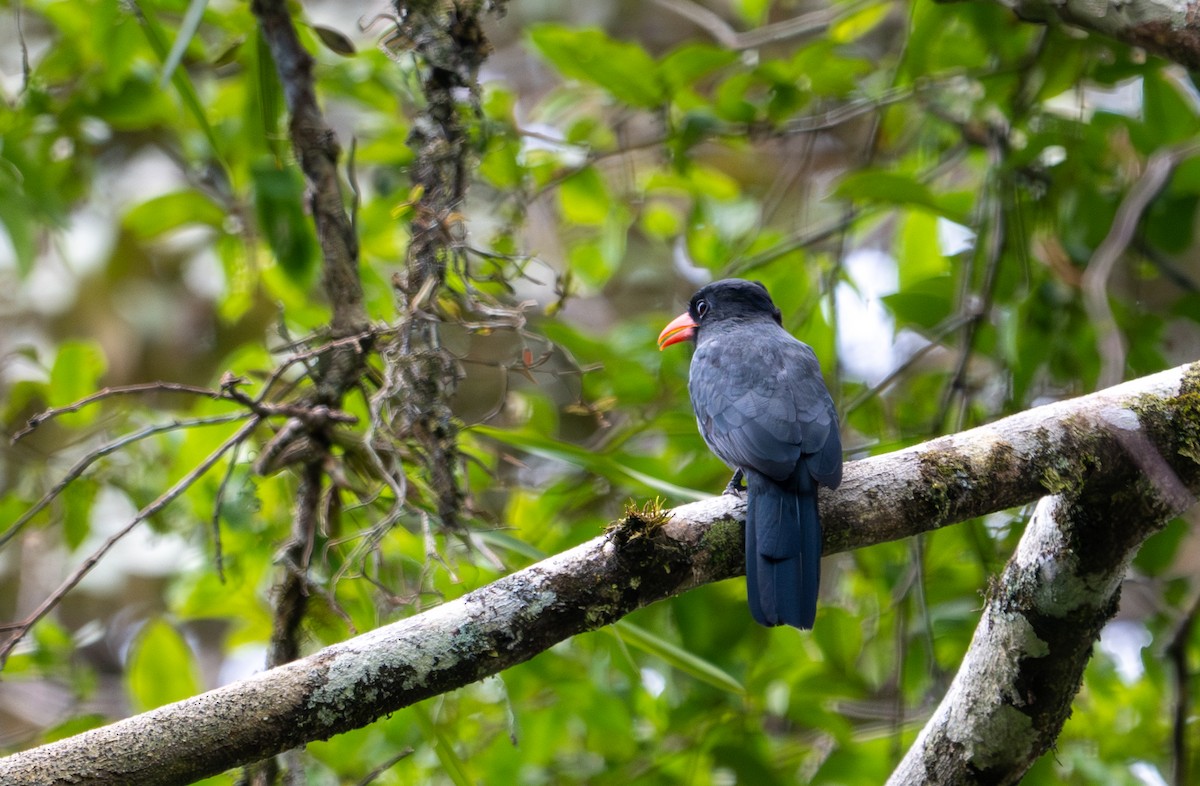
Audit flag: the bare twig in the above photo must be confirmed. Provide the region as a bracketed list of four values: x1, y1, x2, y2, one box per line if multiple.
[12, 381, 231, 442]
[0, 418, 260, 667]
[251, 0, 366, 344]
[355, 748, 414, 786]
[14, 0, 31, 94]
[209, 438, 246, 583]
[736, 144, 970, 274]
[1165, 585, 1200, 786]
[0, 412, 252, 551]
[266, 462, 323, 669]
[652, 0, 863, 50]
[935, 134, 1007, 433]
[844, 303, 975, 416]
[1082, 139, 1200, 390]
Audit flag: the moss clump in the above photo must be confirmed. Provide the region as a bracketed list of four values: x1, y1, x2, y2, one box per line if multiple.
[608, 497, 671, 536]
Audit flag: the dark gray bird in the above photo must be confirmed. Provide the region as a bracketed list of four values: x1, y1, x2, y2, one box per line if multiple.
[659, 279, 842, 629]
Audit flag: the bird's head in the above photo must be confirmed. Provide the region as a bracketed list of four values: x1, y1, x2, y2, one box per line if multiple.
[657, 279, 783, 350]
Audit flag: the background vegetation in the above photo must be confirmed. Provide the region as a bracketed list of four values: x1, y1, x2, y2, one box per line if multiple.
[1, 0, 1199, 783]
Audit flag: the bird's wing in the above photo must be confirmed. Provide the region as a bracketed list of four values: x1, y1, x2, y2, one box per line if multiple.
[690, 328, 841, 487]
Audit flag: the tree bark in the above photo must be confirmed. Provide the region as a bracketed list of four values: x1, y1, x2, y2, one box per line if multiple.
[1, 361, 1197, 785]
[888, 482, 1186, 785]
[968, 0, 1200, 70]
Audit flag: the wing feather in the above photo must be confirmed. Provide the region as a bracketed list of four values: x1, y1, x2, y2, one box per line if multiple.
[689, 324, 841, 487]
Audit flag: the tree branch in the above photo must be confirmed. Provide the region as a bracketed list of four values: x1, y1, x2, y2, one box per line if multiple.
[379, 0, 501, 532]
[969, 0, 1200, 70]
[2, 361, 1198, 785]
[245, 5, 375, 781]
[888, 480, 1189, 784]
[251, 0, 365, 346]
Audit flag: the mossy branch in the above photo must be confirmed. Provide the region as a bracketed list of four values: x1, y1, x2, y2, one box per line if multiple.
[972, 0, 1200, 71]
[1, 361, 1197, 786]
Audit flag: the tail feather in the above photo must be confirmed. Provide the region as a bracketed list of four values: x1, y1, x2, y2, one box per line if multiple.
[745, 470, 821, 629]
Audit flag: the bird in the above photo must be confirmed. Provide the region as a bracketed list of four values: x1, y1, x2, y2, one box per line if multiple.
[658, 279, 842, 629]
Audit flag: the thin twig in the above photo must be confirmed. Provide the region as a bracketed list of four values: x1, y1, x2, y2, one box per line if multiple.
[266, 327, 392, 380]
[1165, 587, 1200, 786]
[12, 382, 231, 442]
[935, 135, 1006, 434]
[735, 145, 970, 274]
[265, 461, 323, 670]
[355, 748, 414, 786]
[14, 0, 31, 94]
[780, 87, 916, 136]
[0, 412, 252, 551]
[518, 84, 920, 218]
[210, 438, 246, 583]
[0, 418, 260, 667]
[1082, 139, 1200, 390]
[653, 0, 862, 50]
[281, 550, 359, 637]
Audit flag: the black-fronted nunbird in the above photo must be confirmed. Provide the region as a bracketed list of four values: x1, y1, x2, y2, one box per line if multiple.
[658, 279, 842, 629]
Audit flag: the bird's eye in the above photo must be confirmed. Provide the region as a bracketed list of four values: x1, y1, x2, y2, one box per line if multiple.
[695, 299, 709, 318]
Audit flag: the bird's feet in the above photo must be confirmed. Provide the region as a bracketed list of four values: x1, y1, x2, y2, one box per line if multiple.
[722, 469, 746, 498]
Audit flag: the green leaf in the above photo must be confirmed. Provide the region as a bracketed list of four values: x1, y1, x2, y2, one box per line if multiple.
[830, 2, 892, 44]
[898, 210, 949, 287]
[0, 189, 37, 276]
[133, 1, 225, 166]
[673, 110, 722, 153]
[640, 200, 683, 239]
[251, 162, 319, 285]
[559, 167, 610, 226]
[529, 25, 664, 108]
[790, 42, 872, 98]
[659, 43, 739, 90]
[470, 425, 709, 501]
[1139, 71, 1200, 148]
[732, 0, 770, 25]
[479, 135, 522, 189]
[688, 165, 742, 201]
[41, 714, 107, 744]
[811, 607, 863, 672]
[1143, 193, 1198, 254]
[414, 704, 473, 786]
[159, 0, 208, 88]
[882, 275, 955, 329]
[124, 190, 226, 239]
[253, 29, 286, 160]
[48, 341, 108, 426]
[126, 619, 202, 712]
[569, 239, 615, 288]
[714, 72, 759, 123]
[836, 171, 969, 223]
[310, 24, 356, 56]
[1133, 516, 1187, 576]
[62, 478, 97, 551]
[610, 621, 745, 694]
[1174, 293, 1200, 323]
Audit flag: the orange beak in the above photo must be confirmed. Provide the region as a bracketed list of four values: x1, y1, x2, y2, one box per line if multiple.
[657, 311, 697, 350]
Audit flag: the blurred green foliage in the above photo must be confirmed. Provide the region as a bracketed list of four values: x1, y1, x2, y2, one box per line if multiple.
[1, 0, 1199, 784]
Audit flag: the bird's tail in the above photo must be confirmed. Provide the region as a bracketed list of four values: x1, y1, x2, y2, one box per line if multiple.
[745, 470, 821, 629]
